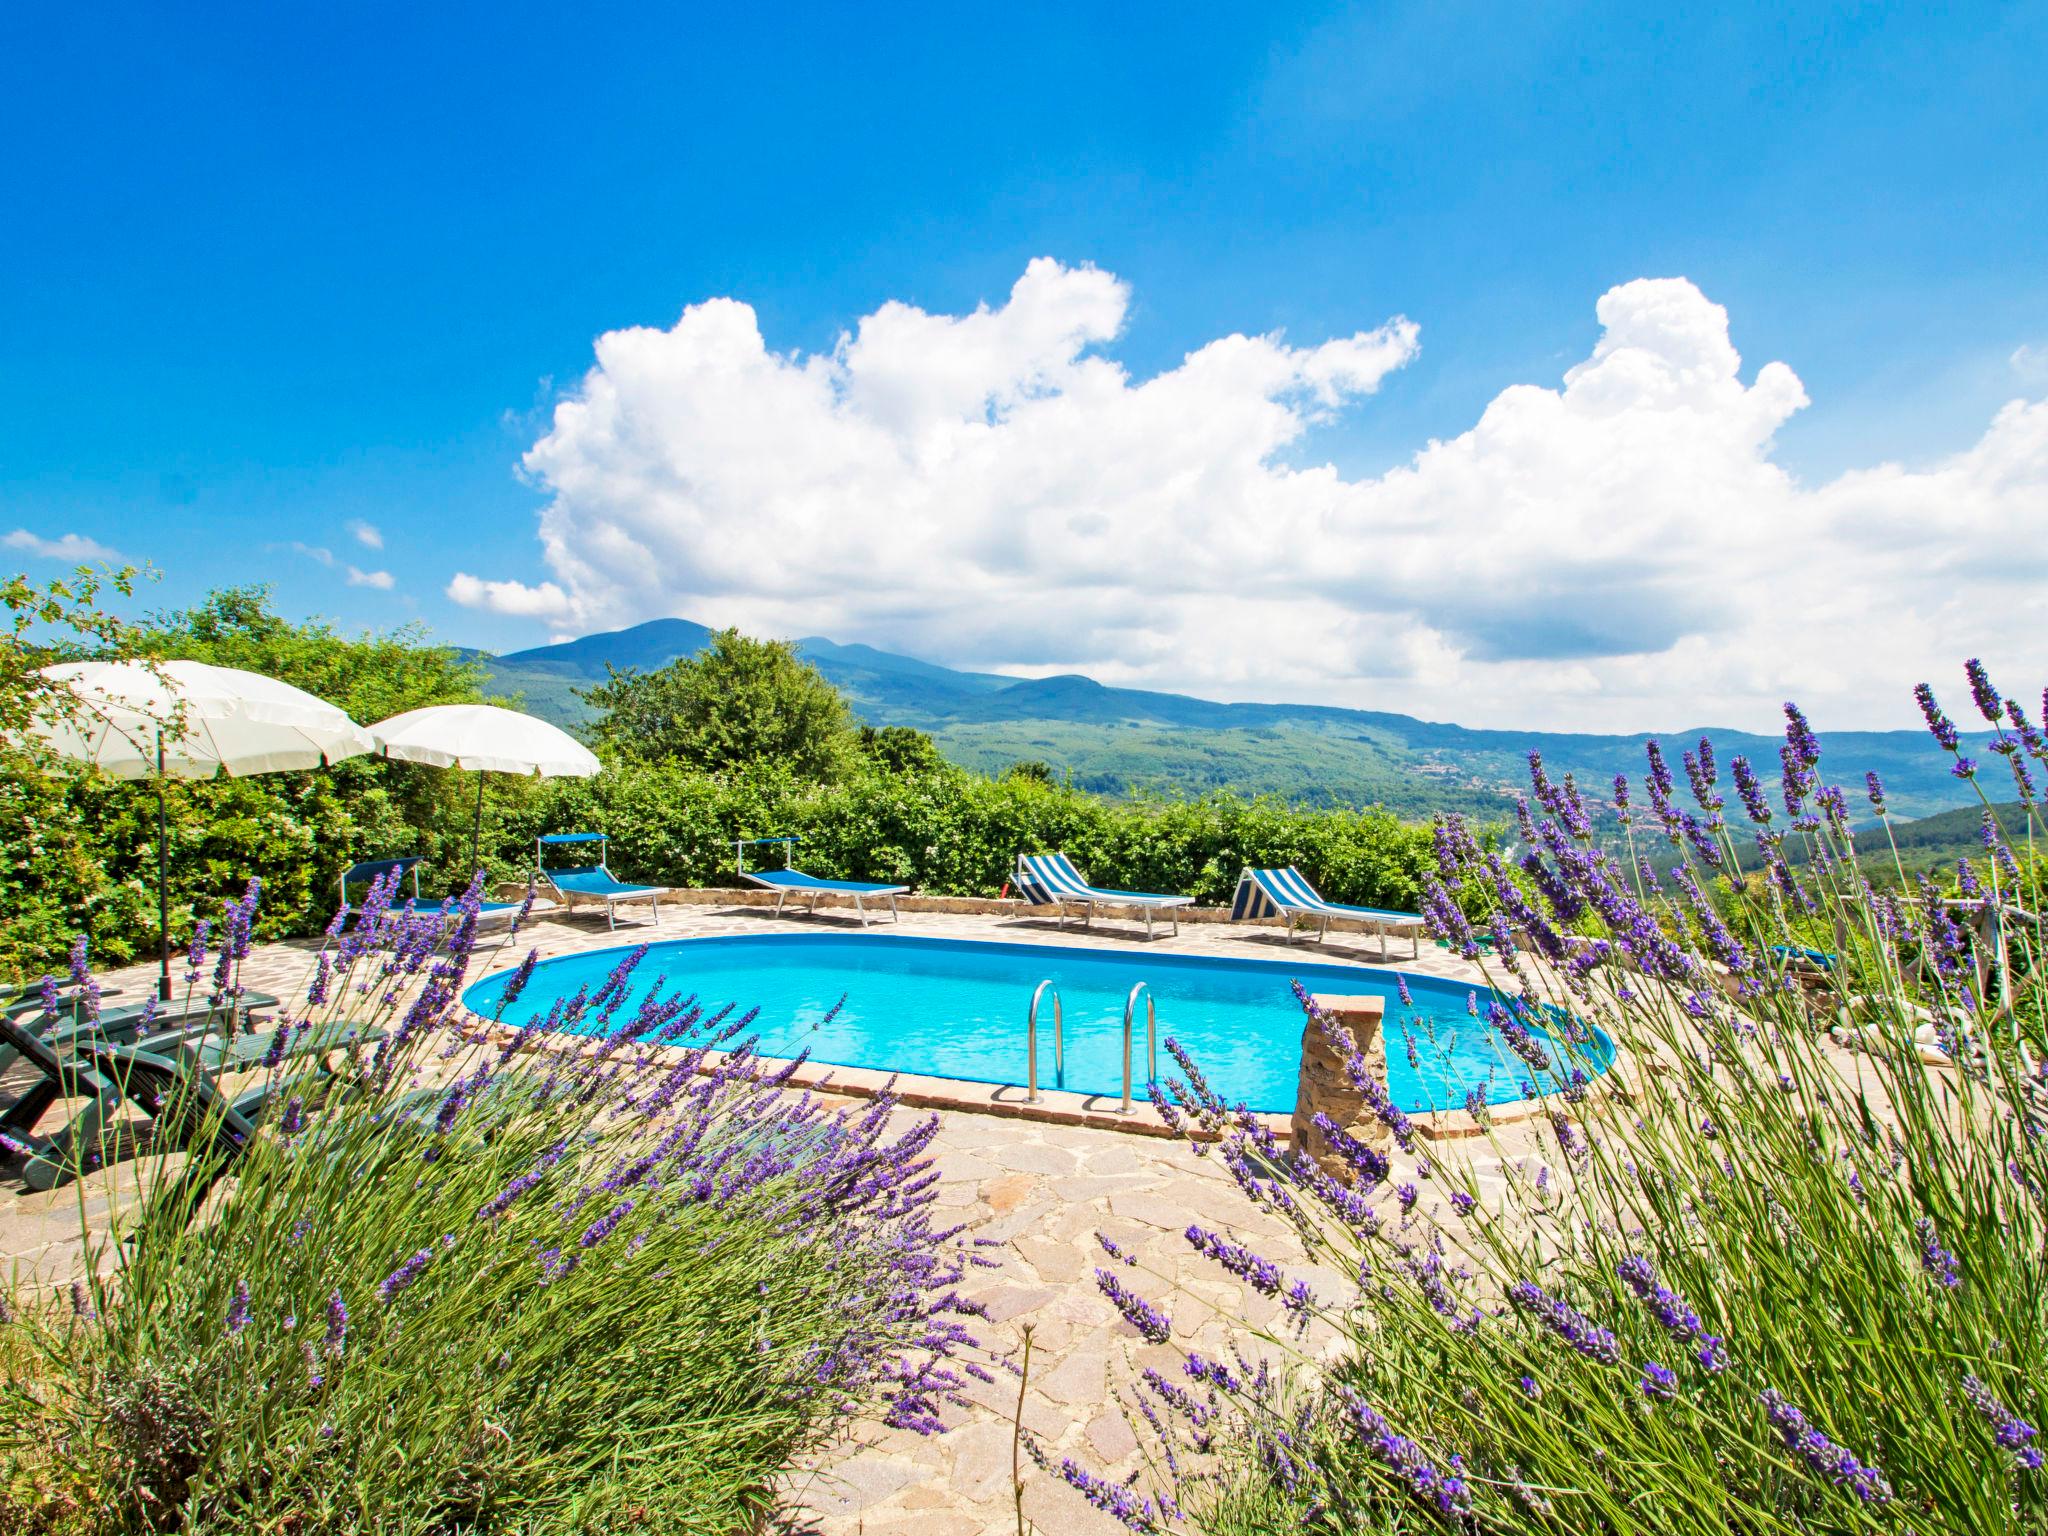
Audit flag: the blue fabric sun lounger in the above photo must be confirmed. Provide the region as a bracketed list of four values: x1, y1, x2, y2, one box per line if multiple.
[537, 833, 670, 930]
[1013, 852, 1191, 940]
[734, 838, 907, 926]
[1229, 866, 1424, 959]
[337, 856, 545, 934]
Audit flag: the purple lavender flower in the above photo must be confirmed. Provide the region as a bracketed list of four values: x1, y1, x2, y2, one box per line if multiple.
[1047, 1457, 1161, 1531]
[1640, 1361, 1677, 1401]
[1616, 1254, 1703, 1341]
[1782, 702, 1821, 772]
[1917, 682, 1962, 751]
[1341, 1392, 1472, 1518]
[1309, 1113, 1390, 1188]
[1489, 1000, 1551, 1075]
[1683, 742, 1723, 814]
[378, 1245, 436, 1302]
[498, 948, 540, 1015]
[1965, 658, 2002, 722]
[578, 1199, 635, 1250]
[1917, 1218, 1961, 1289]
[1509, 1280, 1619, 1365]
[1962, 1374, 2041, 1468]
[510, 882, 537, 935]
[1778, 744, 1809, 818]
[1697, 1335, 1728, 1373]
[1759, 1387, 1891, 1504]
[1730, 755, 1772, 824]
[1184, 1352, 1242, 1394]
[1186, 1225, 1281, 1295]
[226, 1279, 251, 1337]
[1095, 1268, 1172, 1343]
[1865, 771, 1887, 813]
[1951, 756, 1978, 780]
[36, 974, 59, 1019]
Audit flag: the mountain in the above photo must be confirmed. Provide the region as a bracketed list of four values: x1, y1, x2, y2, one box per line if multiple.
[471, 618, 1994, 822]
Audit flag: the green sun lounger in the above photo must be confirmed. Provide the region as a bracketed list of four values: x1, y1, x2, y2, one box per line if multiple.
[0, 1012, 368, 1191]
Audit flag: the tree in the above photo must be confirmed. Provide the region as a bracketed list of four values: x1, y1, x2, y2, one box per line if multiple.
[137, 585, 485, 726]
[858, 725, 952, 777]
[0, 562, 140, 747]
[579, 628, 857, 781]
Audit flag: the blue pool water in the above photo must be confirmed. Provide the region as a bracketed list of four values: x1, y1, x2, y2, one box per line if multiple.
[462, 934, 1612, 1115]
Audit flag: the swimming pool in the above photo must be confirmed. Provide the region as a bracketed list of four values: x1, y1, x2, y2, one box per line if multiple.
[462, 933, 1612, 1115]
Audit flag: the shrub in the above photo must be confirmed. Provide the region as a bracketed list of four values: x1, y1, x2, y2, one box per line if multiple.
[579, 627, 858, 780]
[515, 756, 1457, 914]
[1056, 662, 2047, 1534]
[0, 880, 982, 1533]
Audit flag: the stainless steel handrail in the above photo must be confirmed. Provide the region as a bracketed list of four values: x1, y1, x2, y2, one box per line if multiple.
[1121, 981, 1157, 1113]
[1027, 980, 1063, 1102]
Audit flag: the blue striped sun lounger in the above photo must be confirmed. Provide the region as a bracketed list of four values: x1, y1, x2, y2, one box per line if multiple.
[1013, 852, 1192, 940]
[736, 837, 908, 927]
[1229, 866, 1424, 959]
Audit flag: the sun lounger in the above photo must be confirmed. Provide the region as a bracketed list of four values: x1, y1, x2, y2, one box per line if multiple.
[0, 989, 282, 1134]
[0, 1011, 361, 1191]
[339, 856, 549, 933]
[1013, 852, 1191, 940]
[733, 837, 908, 926]
[537, 833, 669, 930]
[1229, 866, 1424, 959]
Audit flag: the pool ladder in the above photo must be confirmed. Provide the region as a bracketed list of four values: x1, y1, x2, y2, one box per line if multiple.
[1025, 980, 1063, 1102]
[1025, 979, 1157, 1113]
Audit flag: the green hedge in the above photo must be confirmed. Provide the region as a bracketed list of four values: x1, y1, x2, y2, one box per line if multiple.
[506, 758, 1445, 912]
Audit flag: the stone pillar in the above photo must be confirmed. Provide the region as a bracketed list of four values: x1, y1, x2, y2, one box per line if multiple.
[1293, 993, 1389, 1184]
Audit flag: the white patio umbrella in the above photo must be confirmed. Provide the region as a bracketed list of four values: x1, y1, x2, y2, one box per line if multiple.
[370, 703, 600, 870]
[29, 660, 378, 998]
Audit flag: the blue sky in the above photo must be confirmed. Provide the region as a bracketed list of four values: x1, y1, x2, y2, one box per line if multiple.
[3, 2, 2044, 728]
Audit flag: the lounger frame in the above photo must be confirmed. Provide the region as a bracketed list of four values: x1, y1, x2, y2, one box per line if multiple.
[733, 838, 907, 926]
[742, 870, 907, 926]
[537, 833, 668, 930]
[1013, 853, 1192, 940]
[1230, 866, 1424, 960]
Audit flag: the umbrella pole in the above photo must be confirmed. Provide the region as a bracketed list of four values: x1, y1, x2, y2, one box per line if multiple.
[470, 769, 486, 879]
[156, 734, 171, 1002]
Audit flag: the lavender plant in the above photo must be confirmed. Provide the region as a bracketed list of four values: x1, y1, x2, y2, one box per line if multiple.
[1056, 662, 2046, 1534]
[1, 875, 982, 1533]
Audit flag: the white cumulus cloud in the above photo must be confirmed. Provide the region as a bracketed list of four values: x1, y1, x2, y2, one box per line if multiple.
[446, 571, 572, 619]
[347, 519, 385, 550]
[481, 260, 2048, 730]
[6, 529, 121, 562]
[345, 566, 395, 590]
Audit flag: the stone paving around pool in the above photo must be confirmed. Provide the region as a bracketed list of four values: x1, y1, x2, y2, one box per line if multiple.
[2, 896, 1544, 1535]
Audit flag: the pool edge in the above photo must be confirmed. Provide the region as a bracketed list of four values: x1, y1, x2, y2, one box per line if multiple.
[452, 1004, 1590, 1144]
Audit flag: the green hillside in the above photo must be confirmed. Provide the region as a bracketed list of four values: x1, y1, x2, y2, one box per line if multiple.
[475, 618, 1995, 822]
